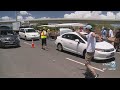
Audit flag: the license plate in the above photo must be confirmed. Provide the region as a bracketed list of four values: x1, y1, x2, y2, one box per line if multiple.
[9, 42, 13, 44]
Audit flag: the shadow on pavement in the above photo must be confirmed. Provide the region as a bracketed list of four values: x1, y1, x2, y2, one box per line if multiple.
[61, 50, 84, 59]
[83, 72, 95, 78]
[1, 46, 21, 49]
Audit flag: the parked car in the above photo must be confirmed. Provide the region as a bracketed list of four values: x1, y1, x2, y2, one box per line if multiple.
[55, 32, 116, 60]
[0, 29, 20, 48]
[19, 28, 40, 40]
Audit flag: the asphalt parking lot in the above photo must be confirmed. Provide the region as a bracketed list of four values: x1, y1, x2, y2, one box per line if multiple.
[0, 38, 120, 78]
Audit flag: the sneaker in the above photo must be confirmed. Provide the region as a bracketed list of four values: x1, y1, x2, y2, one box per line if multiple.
[42, 48, 45, 50]
[94, 74, 99, 78]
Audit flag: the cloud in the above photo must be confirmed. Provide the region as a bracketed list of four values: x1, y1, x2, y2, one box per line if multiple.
[116, 12, 120, 19]
[17, 16, 23, 20]
[64, 11, 117, 19]
[40, 17, 50, 19]
[1, 16, 12, 20]
[20, 11, 29, 15]
[25, 16, 35, 20]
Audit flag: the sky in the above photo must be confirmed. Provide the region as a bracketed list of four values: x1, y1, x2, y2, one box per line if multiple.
[0, 11, 120, 21]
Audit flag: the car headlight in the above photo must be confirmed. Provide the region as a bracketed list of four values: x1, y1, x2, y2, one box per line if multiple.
[0, 38, 5, 41]
[95, 48, 105, 52]
[16, 37, 20, 40]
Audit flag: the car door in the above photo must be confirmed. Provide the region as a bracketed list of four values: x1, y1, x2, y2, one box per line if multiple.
[19, 29, 23, 38]
[20, 29, 25, 39]
[22, 29, 26, 39]
[70, 34, 86, 55]
[61, 34, 73, 51]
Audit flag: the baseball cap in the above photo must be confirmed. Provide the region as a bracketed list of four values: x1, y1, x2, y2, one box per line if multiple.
[85, 25, 92, 30]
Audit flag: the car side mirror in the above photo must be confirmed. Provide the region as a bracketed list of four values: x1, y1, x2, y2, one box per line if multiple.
[75, 39, 80, 42]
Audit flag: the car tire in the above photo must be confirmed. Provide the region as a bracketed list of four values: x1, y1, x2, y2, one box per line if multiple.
[17, 43, 21, 47]
[25, 36, 27, 41]
[19, 35, 21, 39]
[57, 43, 63, 51]
[83, 49, 86, 59]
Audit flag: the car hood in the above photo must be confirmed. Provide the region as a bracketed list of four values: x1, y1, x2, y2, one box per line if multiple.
[96, 41, 114, 49]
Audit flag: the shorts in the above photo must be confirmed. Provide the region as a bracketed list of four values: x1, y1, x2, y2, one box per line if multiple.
[41, 38, 47, 46]
[85, 52, 94, 64]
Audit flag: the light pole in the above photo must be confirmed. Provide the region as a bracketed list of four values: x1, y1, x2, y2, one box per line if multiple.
[15, 11, 19, 22]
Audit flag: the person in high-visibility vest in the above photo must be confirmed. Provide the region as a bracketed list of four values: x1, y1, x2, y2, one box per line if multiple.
[41, 27, 47, 50]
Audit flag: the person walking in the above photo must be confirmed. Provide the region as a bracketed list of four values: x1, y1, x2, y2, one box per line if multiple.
[109, 28, 114, 38]
[101, 27, 107, 41]
[108, 28, 114, 45]
[114, 29, 120, 52]
[79, 25, 100, 78]
[41, 27, 47, 50]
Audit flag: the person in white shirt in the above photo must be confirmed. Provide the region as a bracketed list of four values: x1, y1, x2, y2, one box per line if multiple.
[109, 28, 114, 38]
[79, 25, 101, 78]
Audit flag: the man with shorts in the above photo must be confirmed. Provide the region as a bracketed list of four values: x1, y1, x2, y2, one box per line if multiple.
[79, 25, 101, 78]
[41, 27, 47, 50]
[114, 29, 120, 52]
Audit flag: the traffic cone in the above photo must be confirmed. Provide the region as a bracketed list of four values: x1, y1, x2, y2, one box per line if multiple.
[31, 39, 35, 48]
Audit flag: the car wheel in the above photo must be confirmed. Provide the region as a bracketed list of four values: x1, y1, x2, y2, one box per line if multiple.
[83, 49, 86, 59]
[25, 36, 27, 41]
[57, 43, 63, 51]
[19, 35, 21, 39]
[17, 43, 21, 47]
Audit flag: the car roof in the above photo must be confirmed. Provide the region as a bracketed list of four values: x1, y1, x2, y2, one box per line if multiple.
[63, 31, 87, 36]
[20, 28, 34, 29]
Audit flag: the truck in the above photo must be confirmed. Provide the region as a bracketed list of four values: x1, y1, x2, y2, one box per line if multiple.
[12, 22, 21, 34]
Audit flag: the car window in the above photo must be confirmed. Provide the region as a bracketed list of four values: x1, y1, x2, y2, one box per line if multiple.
[20, 29, 24, 33]
[62, 34, 72, 40]
[80, 34, 99, 42]
[26, 29, 36, 32]
[71, 34, 85, 43]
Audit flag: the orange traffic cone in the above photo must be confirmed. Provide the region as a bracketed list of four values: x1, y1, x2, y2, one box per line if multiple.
[31, 39, 35, 48]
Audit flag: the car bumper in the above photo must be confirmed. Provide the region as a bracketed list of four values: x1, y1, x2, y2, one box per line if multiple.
[26, 36, 40, 40]
[1, 41, 20, 47]
[94, 50, 116, 60]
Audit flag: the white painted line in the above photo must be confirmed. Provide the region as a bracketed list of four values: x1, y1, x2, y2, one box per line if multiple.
[66, 58, 104, 72]
[24, 42, 31, 46]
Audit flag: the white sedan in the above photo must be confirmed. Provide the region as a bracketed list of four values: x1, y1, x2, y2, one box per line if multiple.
[55, 32, 116, 60]
[19, 28, 40, 40]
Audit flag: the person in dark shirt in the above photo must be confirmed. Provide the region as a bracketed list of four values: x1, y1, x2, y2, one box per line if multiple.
[114, 29, 120, 52]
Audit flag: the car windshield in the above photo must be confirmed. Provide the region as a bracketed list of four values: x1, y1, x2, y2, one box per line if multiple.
[80, 34, 100, 42]
[26, 29, 36, 32]
[1, 30, 14, 35]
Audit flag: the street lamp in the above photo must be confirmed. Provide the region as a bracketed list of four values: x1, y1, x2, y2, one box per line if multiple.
[15, 11, 19, 22]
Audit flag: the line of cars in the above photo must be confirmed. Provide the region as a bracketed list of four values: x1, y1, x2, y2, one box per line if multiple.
[0, 26, 116, 60]
[0, 26, 40, 48]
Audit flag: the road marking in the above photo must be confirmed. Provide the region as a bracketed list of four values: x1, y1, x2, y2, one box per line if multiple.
[24, 42, 31, 46]
[66, 58, 104, 72]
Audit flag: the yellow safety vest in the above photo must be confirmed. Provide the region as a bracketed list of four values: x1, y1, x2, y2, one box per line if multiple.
[41, 31, 47, 39]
